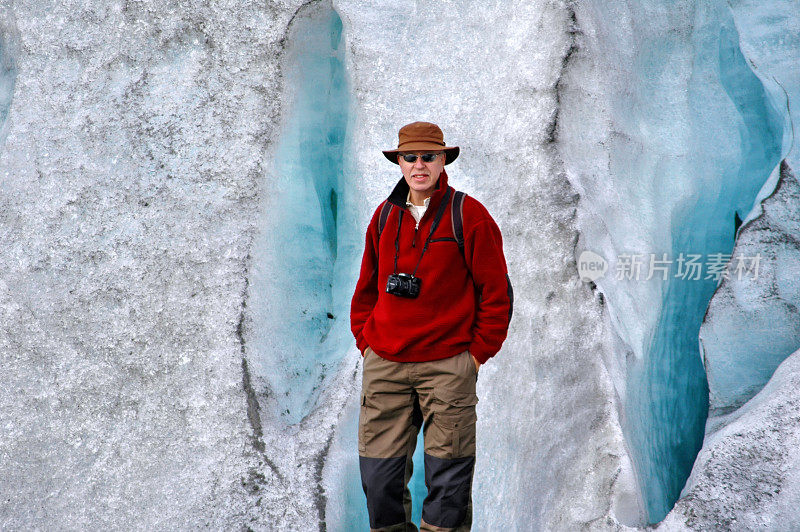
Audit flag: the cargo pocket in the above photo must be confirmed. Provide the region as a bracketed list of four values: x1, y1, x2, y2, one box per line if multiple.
[358, 393, 368, 454]
[428, 388, 479, 458]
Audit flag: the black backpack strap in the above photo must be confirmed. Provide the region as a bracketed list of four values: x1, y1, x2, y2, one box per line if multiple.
[377, 201, 393, 239]
[450, 190, 467, 254]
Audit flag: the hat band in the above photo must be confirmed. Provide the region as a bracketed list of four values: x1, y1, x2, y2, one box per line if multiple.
[398, 140, 445, 148]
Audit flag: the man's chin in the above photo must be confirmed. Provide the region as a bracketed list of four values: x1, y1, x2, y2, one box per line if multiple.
[409, 183, 434, 193]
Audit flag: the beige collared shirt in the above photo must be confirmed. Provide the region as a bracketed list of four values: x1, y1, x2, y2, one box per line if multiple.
[406, 191, 430, 228]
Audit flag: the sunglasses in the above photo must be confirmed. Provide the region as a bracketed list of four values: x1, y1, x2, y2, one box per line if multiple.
[399, 152, 443, 163]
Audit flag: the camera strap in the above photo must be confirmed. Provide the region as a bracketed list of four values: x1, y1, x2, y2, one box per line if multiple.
[393, 210, 404, 274]
[392, 187, 453, 277]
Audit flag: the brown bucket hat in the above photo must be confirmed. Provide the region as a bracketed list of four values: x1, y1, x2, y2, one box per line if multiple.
[382, 121, 460, 165]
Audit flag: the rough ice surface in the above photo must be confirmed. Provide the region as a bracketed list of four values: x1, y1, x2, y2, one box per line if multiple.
[695, 0, 800, 425]
[700, 162, 800, 424]
[658, 346, 800, 531]
[0, 0, 324, 528]
[559, 0, 786, 523]
[324, 1, 642, 530]
[0, 26, 15, 142]
[247, 1, 351, 425]
[2, 0, 799, 530]
[658, 0, 800, 526]
[656, 161, 800, 531]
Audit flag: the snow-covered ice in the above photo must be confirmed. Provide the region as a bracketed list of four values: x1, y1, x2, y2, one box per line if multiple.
[1, 0, 799, 530]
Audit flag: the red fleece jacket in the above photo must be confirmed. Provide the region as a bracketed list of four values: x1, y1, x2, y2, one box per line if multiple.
[350, 169, 513, 364]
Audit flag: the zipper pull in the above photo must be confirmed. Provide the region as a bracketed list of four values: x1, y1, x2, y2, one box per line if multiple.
[413, 226, 418, 247]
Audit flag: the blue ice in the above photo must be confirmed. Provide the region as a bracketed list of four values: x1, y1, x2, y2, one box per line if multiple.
[247, 3, 431, 526]
[0, 33, 17, 142]
[701, 0, 800, 421]
[248, 4, 351, 424]
[624, 4, 784, 523]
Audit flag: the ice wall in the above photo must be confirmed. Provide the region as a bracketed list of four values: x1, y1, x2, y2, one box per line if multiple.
[0, 0, 329, 528]
[658, 161, 800, 530]
[697, 0, 800, 425]
[247, 1, 351, 425]
[324, 0, 643, 529]
[728, 0, 799, 172]
[658, 2, 800, 526]
[237, 3, 370, 528]
[560, 0, 784, 523]
[659, 345, 800, 531]
[2, 0, 797, 529]
[0, 23, 16, 143]
[700, 161, 800, 424]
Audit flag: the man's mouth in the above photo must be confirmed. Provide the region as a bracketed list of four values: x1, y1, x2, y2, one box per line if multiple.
[412, 174, 427, 181]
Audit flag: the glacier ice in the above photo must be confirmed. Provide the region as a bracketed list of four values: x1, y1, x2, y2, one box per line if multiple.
[0, 0, 337, 528]
[658, 161, 799, 530]
[0, 27, 15, 145]
[1, 0, 798, 529]
[700, 162, 800, 424]
[659, 345, 800, 531]
[658, 0, 800, 524]
[560, 0, 785, 524]
[697, 0, 800, 425]
[325, 0, 643, 529]
[0, 0, 647, 526]
[247, 0, 351, 425]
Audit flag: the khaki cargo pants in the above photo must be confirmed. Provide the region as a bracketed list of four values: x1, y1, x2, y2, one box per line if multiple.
[359, 346, 479, 531]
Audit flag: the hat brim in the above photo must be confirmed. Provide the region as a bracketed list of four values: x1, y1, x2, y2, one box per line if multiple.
[383, 145, 459, 165]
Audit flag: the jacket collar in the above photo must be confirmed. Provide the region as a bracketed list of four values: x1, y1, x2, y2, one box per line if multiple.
[387, 168, 450, 211]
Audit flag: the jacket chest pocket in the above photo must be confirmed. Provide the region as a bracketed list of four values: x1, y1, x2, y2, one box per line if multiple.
[426, 237, 460, 258]
[426, 237, 466, 269]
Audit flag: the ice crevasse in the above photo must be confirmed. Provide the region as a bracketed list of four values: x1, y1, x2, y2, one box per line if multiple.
[560, 0, 795, 525]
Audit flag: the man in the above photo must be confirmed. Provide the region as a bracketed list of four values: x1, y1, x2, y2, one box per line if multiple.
[351, 121, 513, 531]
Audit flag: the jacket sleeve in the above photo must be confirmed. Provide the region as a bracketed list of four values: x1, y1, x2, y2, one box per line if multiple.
[350, 205, 382, 356]
[464, 216, 513, 364]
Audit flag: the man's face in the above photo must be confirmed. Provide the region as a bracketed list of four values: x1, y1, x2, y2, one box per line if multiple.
[397, 151, 446, 197]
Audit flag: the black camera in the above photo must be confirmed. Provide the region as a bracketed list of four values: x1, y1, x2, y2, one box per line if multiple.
[386, 273, 421, 298]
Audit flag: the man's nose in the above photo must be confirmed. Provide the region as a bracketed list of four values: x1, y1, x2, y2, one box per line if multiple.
[413, 157, 425, 168]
